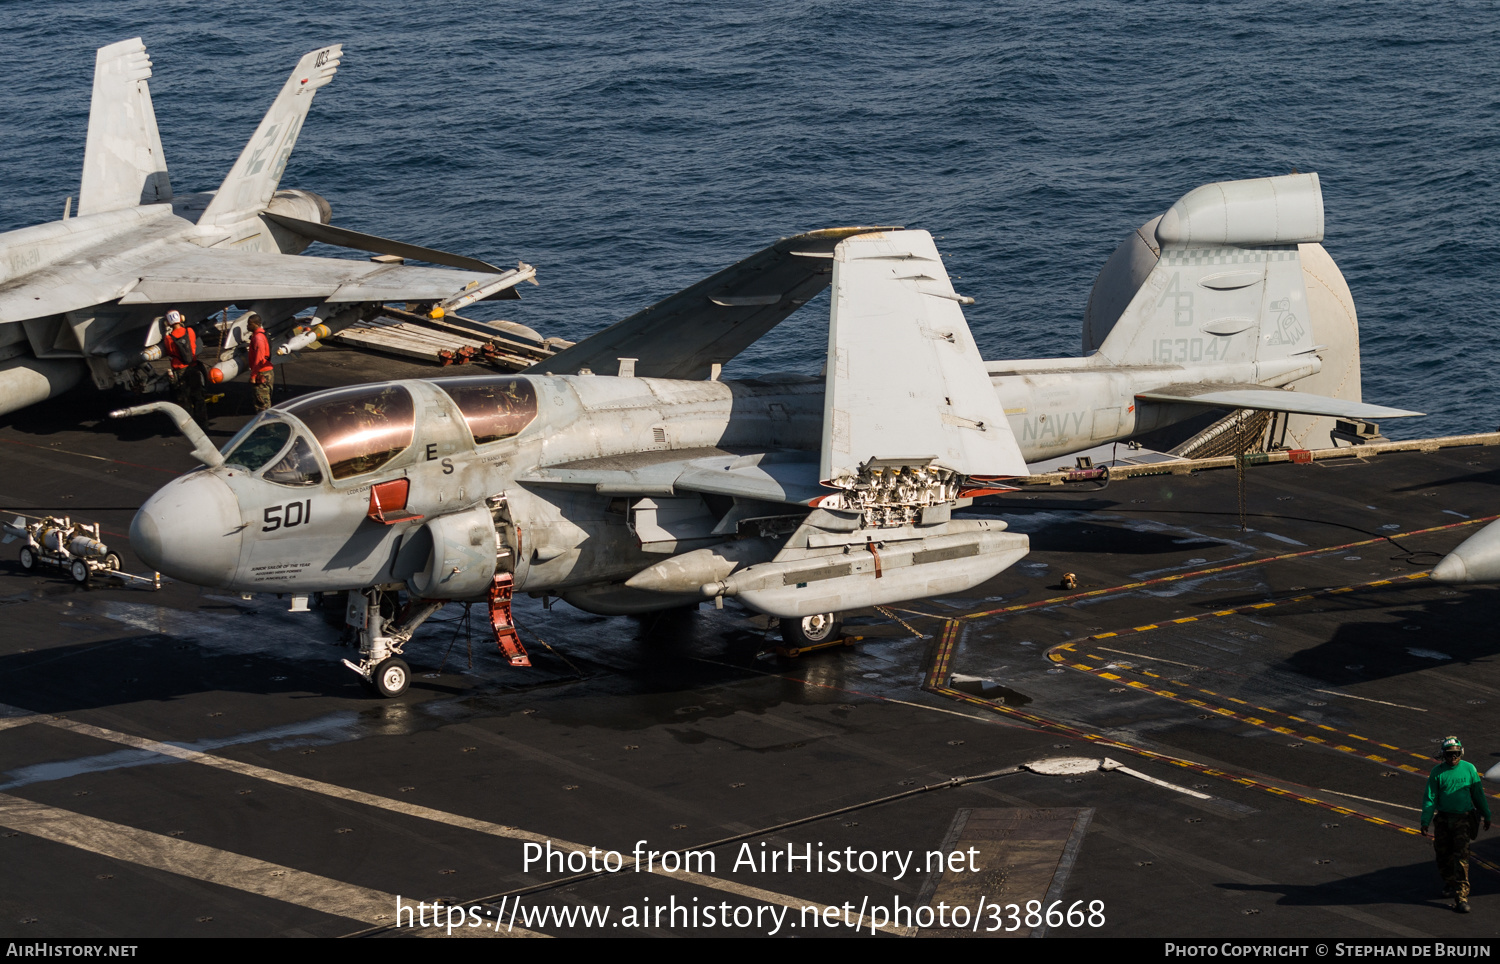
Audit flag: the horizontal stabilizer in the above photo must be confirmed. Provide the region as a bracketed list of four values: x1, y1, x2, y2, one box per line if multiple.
[78, 38, 172, 215]
[263, 212, 507, 276]
[1136, 386, 1421, 419]
[823, 230, 1028, 482]
[527, 227, 895, 379]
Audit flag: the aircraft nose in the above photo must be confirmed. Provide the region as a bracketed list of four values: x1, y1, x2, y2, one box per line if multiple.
[1431, 518, 1500, 586]
[131, 471, 244, 587]
[1430, 553, 1469, 584]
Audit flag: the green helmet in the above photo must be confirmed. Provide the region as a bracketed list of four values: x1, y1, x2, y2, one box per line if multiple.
[1441, 736, 1464, 754]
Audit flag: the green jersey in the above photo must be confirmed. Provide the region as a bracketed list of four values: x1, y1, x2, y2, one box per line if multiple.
[1421, 760, 1493, 827]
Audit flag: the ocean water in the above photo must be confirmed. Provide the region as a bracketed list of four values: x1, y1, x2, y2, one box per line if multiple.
[4, 1, 1496, 439]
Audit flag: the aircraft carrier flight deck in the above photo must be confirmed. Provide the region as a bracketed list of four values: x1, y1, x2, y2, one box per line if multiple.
[0, 346, 1495, 939]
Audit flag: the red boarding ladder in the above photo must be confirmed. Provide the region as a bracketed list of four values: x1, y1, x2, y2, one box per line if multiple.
[487, 572, 530, 667]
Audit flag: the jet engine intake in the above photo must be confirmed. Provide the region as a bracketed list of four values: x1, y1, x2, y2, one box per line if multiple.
[405, 505, 501, 600]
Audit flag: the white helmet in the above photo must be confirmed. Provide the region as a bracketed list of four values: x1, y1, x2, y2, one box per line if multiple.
[165, 309, 183, 326]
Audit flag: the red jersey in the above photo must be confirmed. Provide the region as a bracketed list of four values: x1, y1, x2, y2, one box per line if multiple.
[248, 328, 273, 376]
[164, 324, 197, 370]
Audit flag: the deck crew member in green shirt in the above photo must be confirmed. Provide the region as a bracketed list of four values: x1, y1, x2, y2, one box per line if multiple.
[1420, 736, 1491, 914]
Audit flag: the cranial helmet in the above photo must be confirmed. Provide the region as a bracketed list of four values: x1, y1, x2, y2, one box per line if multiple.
[1441, 736, 1464, 755]
[166, 309, 183, 326]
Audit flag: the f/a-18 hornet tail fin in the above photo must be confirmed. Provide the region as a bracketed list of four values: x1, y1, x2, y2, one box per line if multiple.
[77, 38, 172, 216]
[199, 44, 342, 227]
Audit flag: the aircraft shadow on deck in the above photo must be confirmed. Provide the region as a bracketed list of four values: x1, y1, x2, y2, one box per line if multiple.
[1018, 520, 1227, 555]
[1277, 586, 1500, 686]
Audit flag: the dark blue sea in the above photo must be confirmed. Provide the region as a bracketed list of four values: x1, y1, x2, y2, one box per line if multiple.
[4, 1, 1497, 439]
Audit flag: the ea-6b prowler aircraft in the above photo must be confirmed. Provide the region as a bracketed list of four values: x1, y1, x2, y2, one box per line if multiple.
[0, 39, 534, 419]
[123, 175, 1419, 697]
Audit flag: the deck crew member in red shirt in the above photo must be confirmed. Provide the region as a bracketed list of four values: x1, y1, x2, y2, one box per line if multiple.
[247, 314, 274, 412]
[162, 310, 197, 378]
[162, 309, 206, 421]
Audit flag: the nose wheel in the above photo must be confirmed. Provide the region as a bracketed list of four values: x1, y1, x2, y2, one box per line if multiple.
[371, 656, 410, 698]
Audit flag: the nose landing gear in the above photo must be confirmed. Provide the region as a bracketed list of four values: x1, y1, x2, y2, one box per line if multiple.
[340, 588, 443, 698]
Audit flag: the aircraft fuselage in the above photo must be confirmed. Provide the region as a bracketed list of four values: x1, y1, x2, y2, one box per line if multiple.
[132, 353, 1308, 607]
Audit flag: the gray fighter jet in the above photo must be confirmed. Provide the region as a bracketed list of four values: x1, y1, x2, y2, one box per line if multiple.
[0, 39, 533, 418]
[121, 176, 1421, 697]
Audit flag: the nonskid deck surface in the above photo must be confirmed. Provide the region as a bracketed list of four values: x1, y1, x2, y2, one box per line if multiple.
[0, 348, 1495, 938]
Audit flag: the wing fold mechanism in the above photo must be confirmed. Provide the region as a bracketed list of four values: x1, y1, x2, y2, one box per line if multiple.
[815, 229, 1028, 528]
[594, 228, 1034, 621]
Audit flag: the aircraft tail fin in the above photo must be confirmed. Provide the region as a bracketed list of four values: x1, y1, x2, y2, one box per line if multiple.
[819, 230, 1028, 518]
[1083, 174, 1365, 445]
[199, 44, 342, 227]
[77, 38, 172, 216]
[1088, 173, 1326, 369]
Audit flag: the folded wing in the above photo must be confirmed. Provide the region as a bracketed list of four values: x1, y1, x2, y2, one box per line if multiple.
[529, 227, 895, 379]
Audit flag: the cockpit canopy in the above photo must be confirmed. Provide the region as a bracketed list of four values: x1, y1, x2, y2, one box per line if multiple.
[283, 384, 416, 480]
[219, 378, 537, 486]
[222, 420, 325, 487]
[432, 376, 538, 445]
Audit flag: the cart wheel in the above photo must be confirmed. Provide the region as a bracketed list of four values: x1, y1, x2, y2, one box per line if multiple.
[71, 559, 91, 586]
[19, 546, 36, 573]
[779, 612, 843, 647]
[104, 553, 121, 571]
[371, 657, 410, 698]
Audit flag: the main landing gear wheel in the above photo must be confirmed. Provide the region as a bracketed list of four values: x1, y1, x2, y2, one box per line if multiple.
[780, 612, 843, 648]
[18, 546, 35, 573]
[371, 656, 410, 698]
[70, 559, 91, 586]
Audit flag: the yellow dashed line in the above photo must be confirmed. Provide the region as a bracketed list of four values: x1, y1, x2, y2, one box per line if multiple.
[922, 616, 1426, 841]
